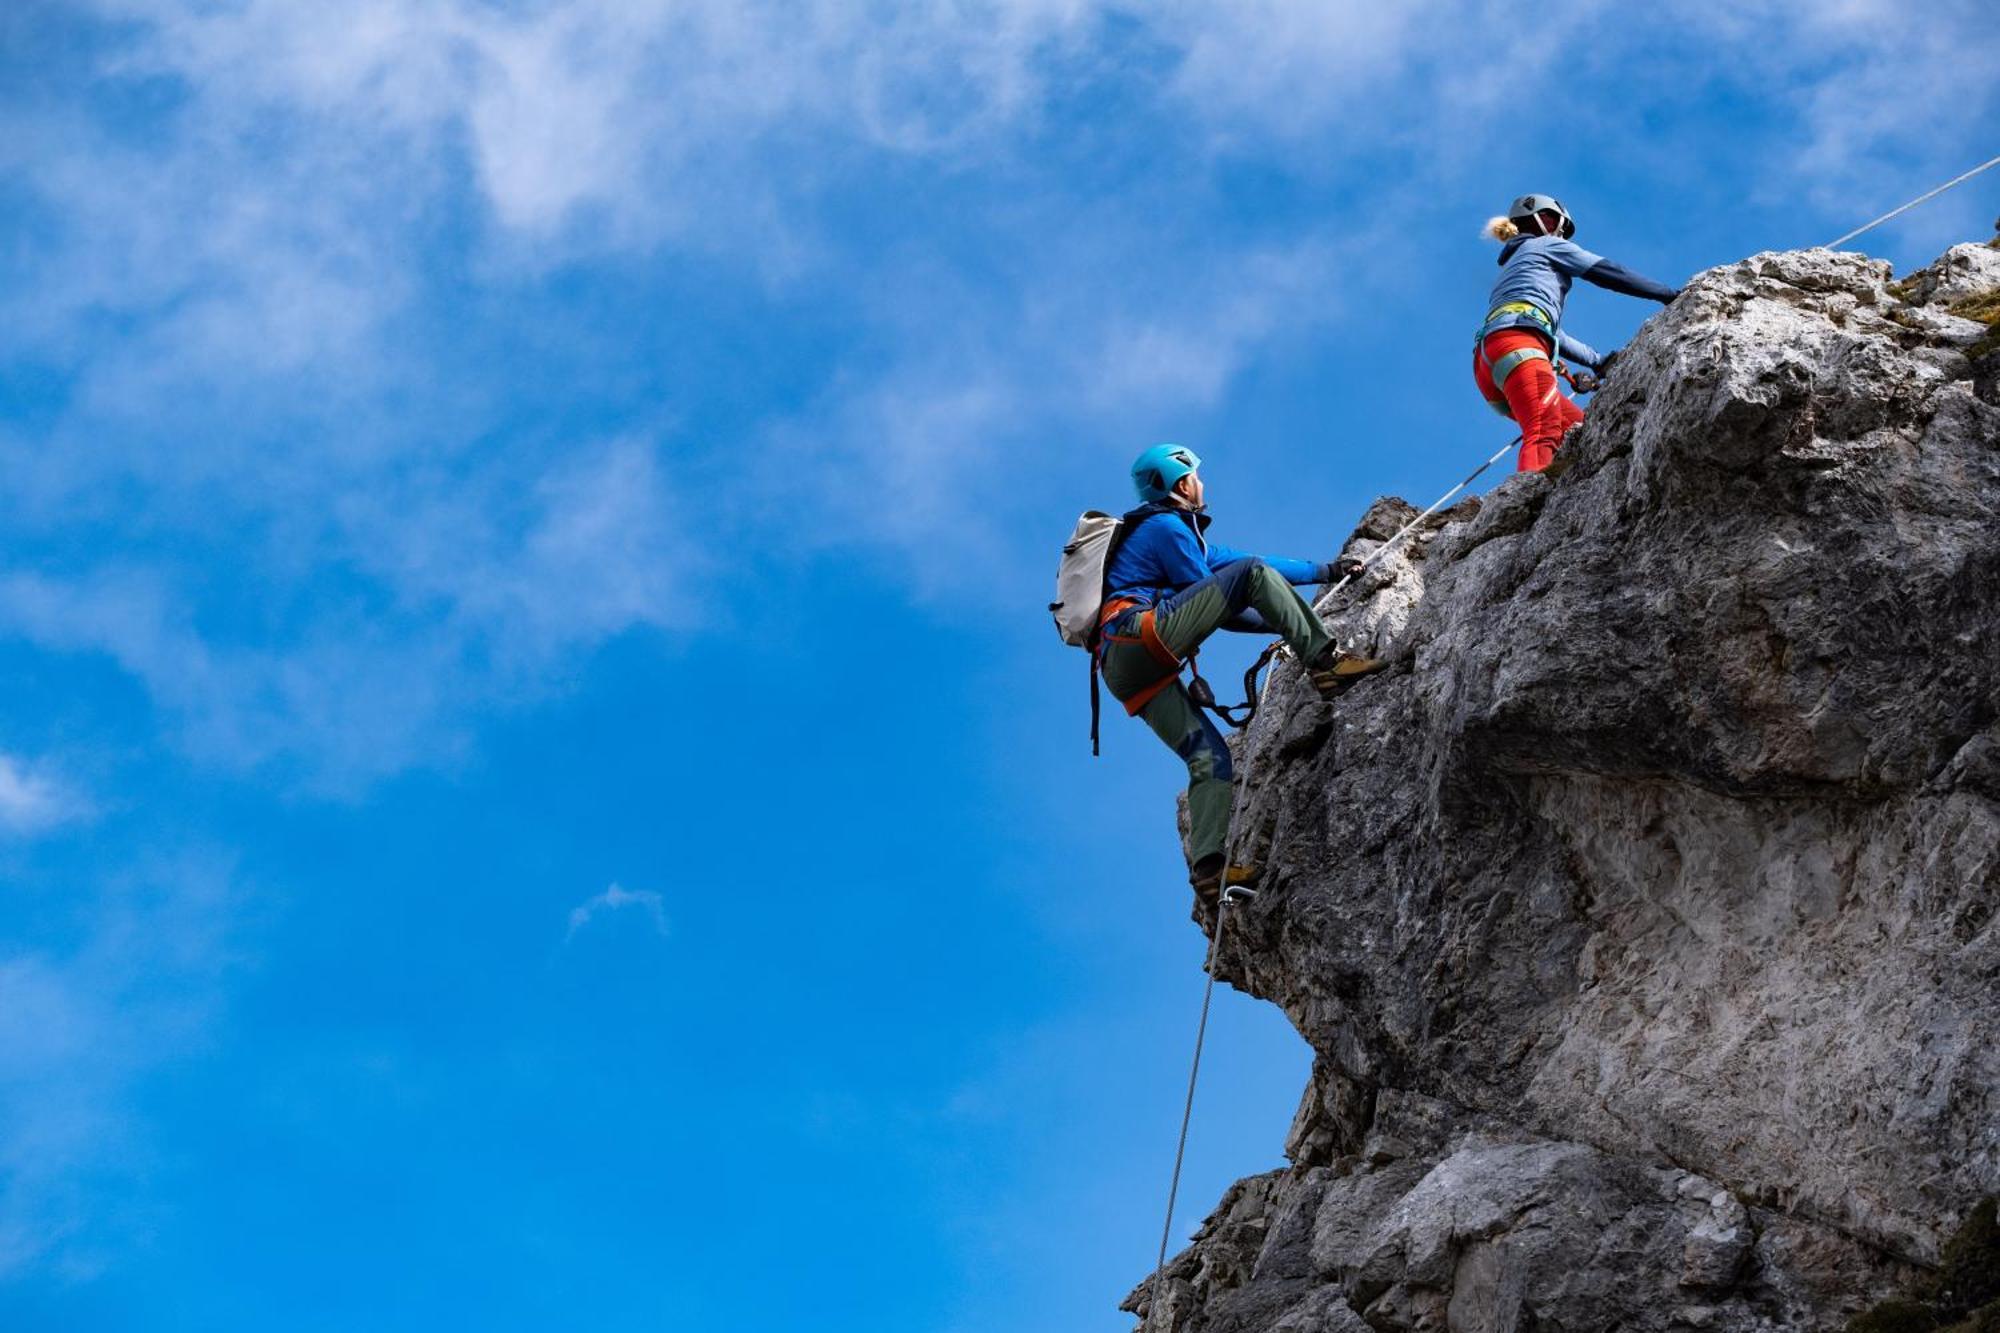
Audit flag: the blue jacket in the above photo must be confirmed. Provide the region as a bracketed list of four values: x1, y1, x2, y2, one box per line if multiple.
[1481, 235, 1679, 370]
[1102, 504, 1327, 619]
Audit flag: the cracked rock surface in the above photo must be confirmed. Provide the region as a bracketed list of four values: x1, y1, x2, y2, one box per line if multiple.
[1127, 244, 2000, 1332]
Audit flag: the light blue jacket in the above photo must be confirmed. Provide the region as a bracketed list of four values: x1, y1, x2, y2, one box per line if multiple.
[1482, 235, 1680, 370]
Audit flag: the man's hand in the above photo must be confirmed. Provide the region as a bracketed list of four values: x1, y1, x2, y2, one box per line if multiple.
[1569, 370, 1602, 394]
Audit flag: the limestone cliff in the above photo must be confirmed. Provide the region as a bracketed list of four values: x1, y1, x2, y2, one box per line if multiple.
[1127, 242, 2000, 1333]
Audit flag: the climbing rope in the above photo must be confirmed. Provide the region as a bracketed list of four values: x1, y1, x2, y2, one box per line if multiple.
[1824, 151, 2000, 250]
[1310, 155, 2000, 634]
[1186, 435, 1523, 738]
[1321, 434, 1521, 604]
[1143, 886, 1253, 1332]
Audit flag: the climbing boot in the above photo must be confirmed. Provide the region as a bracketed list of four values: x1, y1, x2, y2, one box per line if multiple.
[1189, 855, 1260, 911]
[1305, 646, 1387, 700]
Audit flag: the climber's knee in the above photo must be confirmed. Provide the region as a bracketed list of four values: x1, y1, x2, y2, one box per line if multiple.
[1175, 715, 1233, 785]
[1211, 556, 1269, 616]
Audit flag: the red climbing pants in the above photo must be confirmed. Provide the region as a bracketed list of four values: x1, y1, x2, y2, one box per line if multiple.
[1473, 329, 1585, 472]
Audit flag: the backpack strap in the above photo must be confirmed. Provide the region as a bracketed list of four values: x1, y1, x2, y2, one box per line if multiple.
[1087, 507, 1155, 645]
[1086, 505, 1182, 751]
[1090, 651, 1103, 757]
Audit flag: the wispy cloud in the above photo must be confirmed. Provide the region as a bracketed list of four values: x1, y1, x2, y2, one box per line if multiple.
[73, 0, 1102, 252]
[57, 1, 1993, 280]
[4, 0, 1995, 792]
[0, 851, 239, 1279]
[756, 238, 1349, 581]
[0, 754, 87, 836]
[0, 432, 692, 791]
[565, 884, 669, 943]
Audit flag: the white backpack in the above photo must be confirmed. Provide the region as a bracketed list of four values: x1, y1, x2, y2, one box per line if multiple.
[1050, 510, 1122, 646]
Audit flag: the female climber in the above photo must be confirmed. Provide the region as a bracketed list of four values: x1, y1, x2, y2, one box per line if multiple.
[1474, 193, 1681, 472]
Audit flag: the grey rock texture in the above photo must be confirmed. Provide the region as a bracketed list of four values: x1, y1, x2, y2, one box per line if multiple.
[1901, 242, 2000, 306]
[1128, 244, 2000, 1332]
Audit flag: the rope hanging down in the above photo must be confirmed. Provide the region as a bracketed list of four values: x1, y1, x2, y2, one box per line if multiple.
[1824, 151, 2000, 250]
[1143, 886, 1253, 1332]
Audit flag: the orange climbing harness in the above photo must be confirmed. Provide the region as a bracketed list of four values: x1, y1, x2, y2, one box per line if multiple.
[1098, 597, 1185, 715]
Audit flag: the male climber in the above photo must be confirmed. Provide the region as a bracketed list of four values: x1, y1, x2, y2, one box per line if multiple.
[1097, 444, 1385, 908]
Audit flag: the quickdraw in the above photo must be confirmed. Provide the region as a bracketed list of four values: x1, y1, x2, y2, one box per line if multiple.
[1186, 640, 1282, 730]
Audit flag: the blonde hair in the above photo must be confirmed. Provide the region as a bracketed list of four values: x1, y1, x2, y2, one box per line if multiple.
[1485, 216, 1520, 242]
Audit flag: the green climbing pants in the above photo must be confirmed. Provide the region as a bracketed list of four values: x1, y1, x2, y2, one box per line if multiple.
[1100, 559, 1334, 867]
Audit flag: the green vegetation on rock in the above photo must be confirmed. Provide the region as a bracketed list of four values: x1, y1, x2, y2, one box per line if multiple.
[1849, 1298, 1942, 1333]
[1936, 1201, 2000, 1314]
[1948, 290, 2000, 360]
[1850, 1202, 2000, 1333]
[1943, 1299, 2000, 1332]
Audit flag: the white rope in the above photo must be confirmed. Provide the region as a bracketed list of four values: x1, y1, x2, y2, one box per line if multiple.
[1322, 435, 1520, 603]
[1142, 889, 1247, 1332]
[1824, 152, 2000, 250]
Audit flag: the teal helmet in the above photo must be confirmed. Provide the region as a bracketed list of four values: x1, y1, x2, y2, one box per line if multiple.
[1131, 443, 1202, 502]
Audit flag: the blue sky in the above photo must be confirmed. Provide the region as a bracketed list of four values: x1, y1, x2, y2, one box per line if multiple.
[1, 2, 1996, 1328]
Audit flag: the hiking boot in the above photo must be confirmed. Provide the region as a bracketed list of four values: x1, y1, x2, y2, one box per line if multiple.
[1305, 647, 1388, 699]
[1189, 855, 1260, 911]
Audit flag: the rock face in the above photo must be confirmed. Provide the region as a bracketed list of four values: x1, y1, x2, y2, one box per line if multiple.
[1124, 244, 2000, 1332]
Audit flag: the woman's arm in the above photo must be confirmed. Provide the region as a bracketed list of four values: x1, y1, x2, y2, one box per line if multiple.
[1580, 257, 1680, 303]
[1539, 238, 1679, 302]
[1558, 330, 1605, 371]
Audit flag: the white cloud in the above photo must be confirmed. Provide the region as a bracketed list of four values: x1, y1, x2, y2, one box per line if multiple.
[764, 237, 1346, 576]
[36, 1, 1995, 292]
[565, 883, 669, 942]
[0, 852, 239, 1279]
[0, 755, 87, 836]
[75, 0, 1105, 250]
[391, 438, 696, 661]
[0, 567, 438, 786]
[0, 438, 692, 791]
[4, 0, 1995, 788]
[1603, 0, 2000, 237]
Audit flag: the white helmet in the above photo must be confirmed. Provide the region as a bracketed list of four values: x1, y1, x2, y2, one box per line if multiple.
[1508, 193, 1576, 239]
